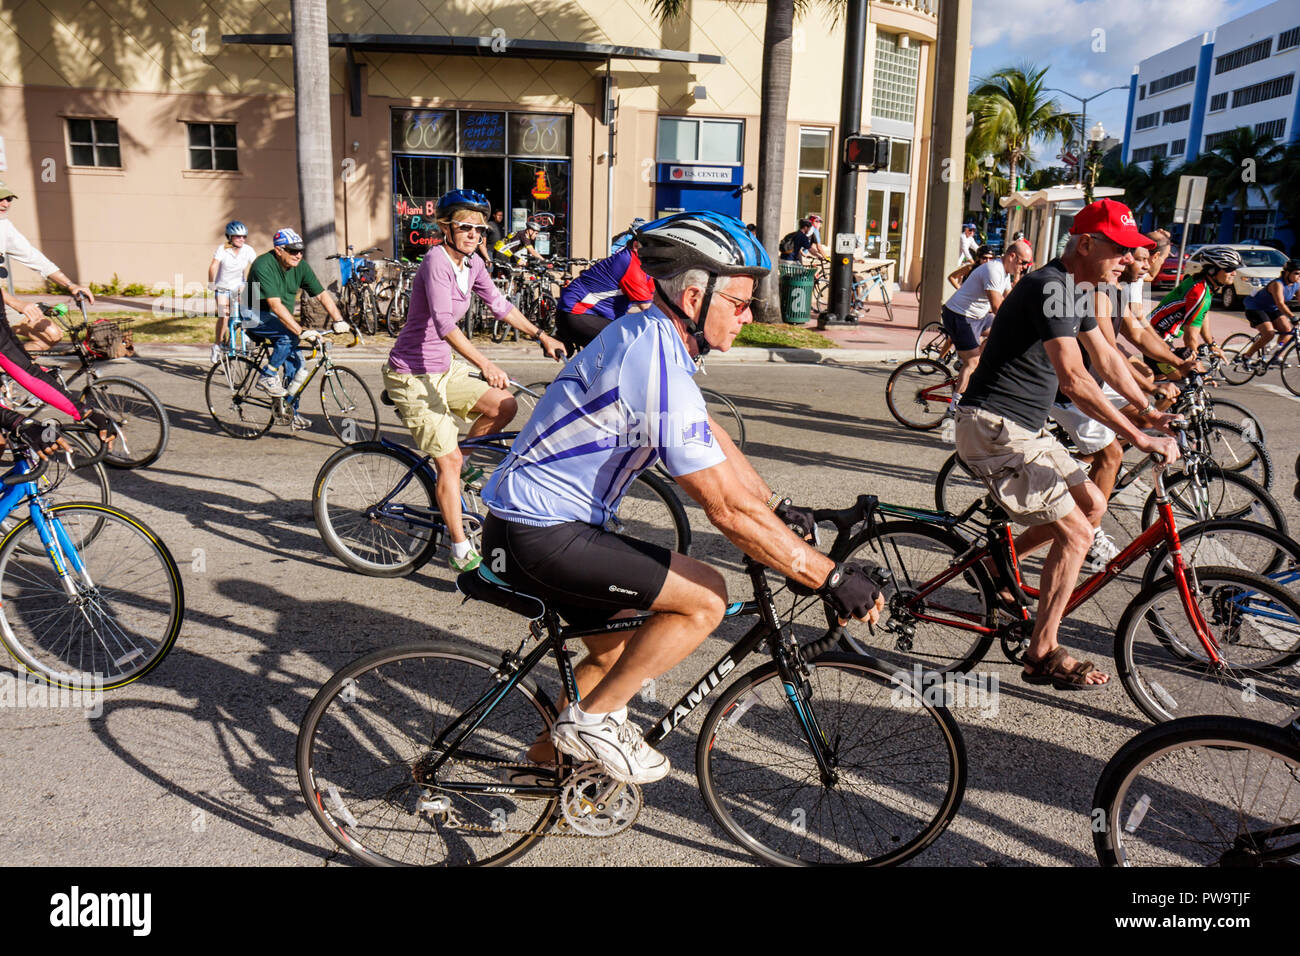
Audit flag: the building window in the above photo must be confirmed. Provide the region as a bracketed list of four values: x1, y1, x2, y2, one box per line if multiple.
[1232, 73, 1295, 108]
[1132, 143, 1168, 163]
[1209, 92, 1229, 112]
[66, 118, 120, 167]
[1135, 111, 1161, 131]
[888, 138, 912, 174]
[1162, 104, 1191, 125]
[797, 128, 831, 228]
[1280, 27, 1300, 52]
[187, 123, 238, 170]
[1255, 118, 1287, 140]
[1215, 38, 1273, 74]
[1138, 84, 1146, 100]
[871, 31, 921, 123]
[1170, 138, 1186, 156]
[655, 117, 743, 164]
[1204, 130, 1233, 151]
[1149, 66, 1196, 95]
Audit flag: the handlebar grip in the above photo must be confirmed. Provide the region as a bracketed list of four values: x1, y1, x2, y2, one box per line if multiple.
[2, 455, 50, 487]
[61, 421, 112, 468]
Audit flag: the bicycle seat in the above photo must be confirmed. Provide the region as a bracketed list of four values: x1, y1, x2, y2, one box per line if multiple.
[456, 565, 546, 621]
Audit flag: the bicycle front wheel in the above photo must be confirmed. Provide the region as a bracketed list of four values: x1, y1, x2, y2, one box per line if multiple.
[313, 442, 441, 576]
[914, 321, 948, 362]
[1218, 332, 1261, 386]
[885, 359, 952, 430]
[87, 376, 170, 468]
[700, 387, 746, 451]
[319, 365, 381, 444]
[612, 470, 691, 555]
[298, 641, 562, 867]
[1141, 468, 1286, 534]
[1141, 518, 1300, 590]
[1092, 715, 1300, 866]
[0, 503, 184, 690]
[1198, 418, 1272, 490]
[2, 430, 111, 553]
[1279, 342, 1300, 397]
[205, 355, 275, 440]
[1115, 566, 1300, 725]
[697, 653, 966, 866]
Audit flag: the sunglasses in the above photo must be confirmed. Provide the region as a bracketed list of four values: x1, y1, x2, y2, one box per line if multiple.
[452, 223, 488, 235]
[283, 245, 304, 254]
[714, 290, 761, 315]
[1089, 233, 1136, 257]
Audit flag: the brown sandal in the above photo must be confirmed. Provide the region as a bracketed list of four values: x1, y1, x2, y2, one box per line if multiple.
[1021, 645, 1104, 691]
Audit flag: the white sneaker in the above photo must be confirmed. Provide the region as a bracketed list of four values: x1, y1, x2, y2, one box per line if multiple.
[210, 343, 223, 364]
[551, 704, 670, 784]
[290, 413, 312, 430]
[1083, 528, 1121, 573]
[255, 373, 287, 397]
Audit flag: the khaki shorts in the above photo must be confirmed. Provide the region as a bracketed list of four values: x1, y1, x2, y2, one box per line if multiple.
[954, 406, 1087, 526]
[382, 361, 491, 459]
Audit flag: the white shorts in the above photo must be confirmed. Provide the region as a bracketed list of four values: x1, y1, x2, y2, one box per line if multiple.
[1051, 384, 1126, 456]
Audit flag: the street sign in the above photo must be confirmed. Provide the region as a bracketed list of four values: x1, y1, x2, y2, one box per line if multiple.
[1172, 208, 1203, 224]
[1175, 175, 1207, 217]
[835, 233, 856, 254]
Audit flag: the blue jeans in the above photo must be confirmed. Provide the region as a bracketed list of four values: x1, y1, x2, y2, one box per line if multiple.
[240, 307, 303, 381]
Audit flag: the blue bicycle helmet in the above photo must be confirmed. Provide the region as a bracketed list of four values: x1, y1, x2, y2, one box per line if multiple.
[633, 212, 770, 354]
[225, 220, 247, 237]
[436, 189, 491, 219]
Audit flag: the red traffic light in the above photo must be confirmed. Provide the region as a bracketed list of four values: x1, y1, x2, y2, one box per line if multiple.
[843, 134, 891, 171]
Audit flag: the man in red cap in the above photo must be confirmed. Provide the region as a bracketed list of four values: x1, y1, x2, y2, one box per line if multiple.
[953, 198, 1181, 691]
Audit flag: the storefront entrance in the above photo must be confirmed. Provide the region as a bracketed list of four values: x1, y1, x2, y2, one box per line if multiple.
[865, 187, 907, 280]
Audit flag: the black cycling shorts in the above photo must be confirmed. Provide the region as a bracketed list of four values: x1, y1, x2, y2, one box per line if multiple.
[555, 310, 609, 356]
[481, 513, 673, 629]
[1246, 308, 1288, 329]
[941, 305, 981, 352]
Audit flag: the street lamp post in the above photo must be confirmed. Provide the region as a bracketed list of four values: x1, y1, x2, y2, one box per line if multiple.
[1045, 85, 1126, 189]
[981, 153, 995, 232]
[1084, 121, 1105, 204]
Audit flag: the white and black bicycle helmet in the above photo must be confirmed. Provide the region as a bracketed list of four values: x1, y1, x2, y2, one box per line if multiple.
[1198, 246, 1244, 274]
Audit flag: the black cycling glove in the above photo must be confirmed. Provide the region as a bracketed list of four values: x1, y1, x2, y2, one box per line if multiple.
[82, 407, 115, 435]
[17, 418, 62, 452]
[820, 561, 884, 620]
[774, 498, 817, 542]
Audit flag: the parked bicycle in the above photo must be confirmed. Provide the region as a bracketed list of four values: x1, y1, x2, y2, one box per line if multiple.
[204, 328, 380, 442]
[17, 299, 170, 469]
[296, 495, 966, 867]
[326, 247, 382, 336]
[0, 432, 184, 690]
[811, 259, 895, 321]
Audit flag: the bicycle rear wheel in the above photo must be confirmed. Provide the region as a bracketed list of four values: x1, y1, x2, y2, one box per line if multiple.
[885, 359, 952, 430]
[611, 470, 691, 555]
[87, 376, 170, 468]
[700, 387, 746, 451]
[318, 365, 381, 445]
[1115, 566, 1300, 725]
[0, 503, 183, 690]
[313, 442, 441, 576]
[205, 355, 275, 440]
[1199, 418, 1271, 490]
[1218, 332, 1261, 386]
[298, 642, 563, 867]
[914, 321, 948, 362]
[1142, 518, 1300, 590]
[1093, 715, 1300, 866]
[696, 653, 966, 866]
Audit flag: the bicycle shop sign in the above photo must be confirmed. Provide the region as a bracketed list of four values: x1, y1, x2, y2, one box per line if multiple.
[395, 197, 442, 250]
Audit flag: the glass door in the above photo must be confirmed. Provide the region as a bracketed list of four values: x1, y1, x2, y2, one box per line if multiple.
[865, 187, 906, 281]
[392, 155, 454, 261]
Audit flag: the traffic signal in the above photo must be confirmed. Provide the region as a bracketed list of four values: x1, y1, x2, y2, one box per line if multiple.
[843, 134, 891, 171]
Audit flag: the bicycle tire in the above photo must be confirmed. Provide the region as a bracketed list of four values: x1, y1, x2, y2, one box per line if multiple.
[835, 520, 997, 676]
[612, 469, 692, 556]
[1141, 518, 1300, 590]
[914, 321, 948, 362]
[490, 317, 508, 344]
[1, 430, 111, 554]
[700, 387, 746, 451]
[1218, 332, 1261, 386]
[386, 290, 409, 337]
[297, 641, 564, 867]
[934, 451, 987, 515]
[1279, 341, 1300, 397]
[1198, 417, 1272, 490]
[885, 359, 952, 431]
[86, 376, 170, 468]
[1204, 396, 1265, 446]
[1092, 715, 1300, 866]
[205, 355, 275, 440]
[696, 652, 966, 866]
[358, 286, 379, 337]
[1114, 565, 1300, 726]
[318, 365, 381, 445]
[1140, 468, 1286, 534]
[0, 503, 184, 690]
[313, 442, 442, 576]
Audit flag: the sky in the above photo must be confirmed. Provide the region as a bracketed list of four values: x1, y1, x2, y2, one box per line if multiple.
[968, 0, 1279, 165]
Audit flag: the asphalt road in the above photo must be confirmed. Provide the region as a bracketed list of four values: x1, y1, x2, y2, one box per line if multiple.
[1, 347, 1297, 867]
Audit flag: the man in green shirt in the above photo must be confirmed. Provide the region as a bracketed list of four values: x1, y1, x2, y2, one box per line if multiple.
[242, 228, 348, 409]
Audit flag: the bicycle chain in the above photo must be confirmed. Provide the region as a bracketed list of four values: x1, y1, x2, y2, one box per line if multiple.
[423, 755, 594, 839]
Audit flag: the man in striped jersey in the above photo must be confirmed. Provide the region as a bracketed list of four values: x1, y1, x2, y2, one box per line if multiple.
[480, 212, 884, 784]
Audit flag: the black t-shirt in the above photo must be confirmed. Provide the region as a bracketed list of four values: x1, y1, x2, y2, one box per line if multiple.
[485, 220, 504, 249]
[779, 231, 813, 261]
[960, 258, 1099, 431]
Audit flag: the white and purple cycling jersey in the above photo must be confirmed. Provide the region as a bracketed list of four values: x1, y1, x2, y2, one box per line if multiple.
[484, 306, 726, 529]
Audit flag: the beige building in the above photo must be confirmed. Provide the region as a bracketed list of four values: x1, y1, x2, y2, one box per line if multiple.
[0, 0, 950, 294]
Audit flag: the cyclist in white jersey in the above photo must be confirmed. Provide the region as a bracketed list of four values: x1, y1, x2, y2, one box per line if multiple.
[480, 211, 884, 784]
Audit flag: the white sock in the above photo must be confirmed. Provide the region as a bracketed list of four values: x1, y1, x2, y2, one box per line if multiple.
[951, 391, 962, 406]
[574, 704, 627, 725]
[450, 539, 473, 559]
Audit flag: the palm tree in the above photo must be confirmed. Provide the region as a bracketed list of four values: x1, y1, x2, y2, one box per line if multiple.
[1191, 126, 1283, 219]
[1143, 154, 1183, 226]
[290, 0, 338, 286]
[1268, 142, 1300, 253]
[969, 64, 1077, 192]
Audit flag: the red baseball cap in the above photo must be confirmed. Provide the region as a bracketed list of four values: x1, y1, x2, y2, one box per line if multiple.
[1069, 198, 1155, 250]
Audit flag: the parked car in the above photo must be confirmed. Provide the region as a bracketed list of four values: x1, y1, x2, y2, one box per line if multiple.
[1153, 245, 1202, 290]
[1181, 244, 1292, 309]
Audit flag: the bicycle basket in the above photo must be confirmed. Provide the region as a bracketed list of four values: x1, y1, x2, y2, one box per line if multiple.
[84, 318, 134, 360]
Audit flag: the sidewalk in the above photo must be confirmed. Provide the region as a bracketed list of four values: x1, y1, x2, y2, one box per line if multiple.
[810, 289, 920, 357]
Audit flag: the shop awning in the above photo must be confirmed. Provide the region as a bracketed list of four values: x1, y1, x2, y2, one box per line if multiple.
[221, 33, 725, 65]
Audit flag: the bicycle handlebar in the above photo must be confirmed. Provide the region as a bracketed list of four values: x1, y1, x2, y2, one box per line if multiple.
[1, 452, 50, 487]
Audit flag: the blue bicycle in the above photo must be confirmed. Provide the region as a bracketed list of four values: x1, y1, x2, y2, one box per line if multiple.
[0, 436, 184, 689]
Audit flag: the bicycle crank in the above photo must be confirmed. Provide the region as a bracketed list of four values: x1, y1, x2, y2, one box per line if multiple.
[560, 766, 642, 836]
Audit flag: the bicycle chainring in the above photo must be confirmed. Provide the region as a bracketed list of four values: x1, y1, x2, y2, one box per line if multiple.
[560, 766, 642, 837]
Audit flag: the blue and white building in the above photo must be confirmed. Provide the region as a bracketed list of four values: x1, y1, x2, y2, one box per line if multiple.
[1122, 0, 1299, 244]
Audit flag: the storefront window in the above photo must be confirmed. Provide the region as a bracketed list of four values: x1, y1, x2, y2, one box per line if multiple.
[392, 110, 456, 154]
[700, 121, 743, 163]
[889, 139, 912, 174]
[656, 117, 743, 163]
[509, 113, 570, 157]
[799, 129, 830, 171]
[658, 118, 698, 162]
[393, 155, 454, 261]
[459, 111, 506, 154]
[798, 128, 832, 226]
[509, 159, 570, 256]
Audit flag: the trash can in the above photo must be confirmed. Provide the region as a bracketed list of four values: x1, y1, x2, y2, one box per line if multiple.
[778, 261, 815, 325]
